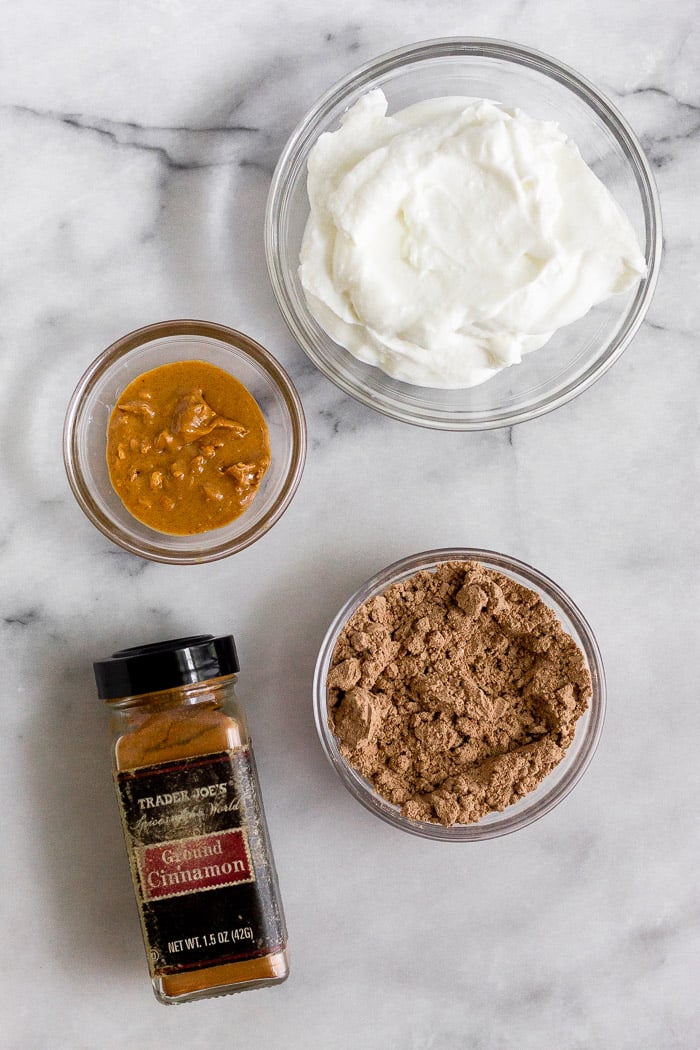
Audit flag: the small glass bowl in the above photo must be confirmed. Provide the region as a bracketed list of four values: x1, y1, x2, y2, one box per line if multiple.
[266, 38, 661, 430]
[313, 548, 605, 840]
[63, 320, 306, 564]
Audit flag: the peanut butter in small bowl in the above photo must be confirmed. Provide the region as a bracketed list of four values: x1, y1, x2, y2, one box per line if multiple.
[63, 320, 306, 564]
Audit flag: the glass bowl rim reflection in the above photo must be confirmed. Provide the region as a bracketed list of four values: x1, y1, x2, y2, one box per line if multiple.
[266, 36, 662, 431]
[63, 319, 307, 564]
[313, 547, 606, 840]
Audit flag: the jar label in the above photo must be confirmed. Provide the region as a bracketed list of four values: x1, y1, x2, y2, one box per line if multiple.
[115, 749, 286, 977]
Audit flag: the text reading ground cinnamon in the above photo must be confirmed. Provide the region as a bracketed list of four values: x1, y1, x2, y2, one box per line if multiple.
[328, 561, 591, 826]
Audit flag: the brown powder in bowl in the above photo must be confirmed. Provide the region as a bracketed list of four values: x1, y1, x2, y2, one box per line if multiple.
[327, 561, 591, 827]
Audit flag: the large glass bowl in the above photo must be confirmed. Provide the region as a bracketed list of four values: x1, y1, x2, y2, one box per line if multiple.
[63, 320, 306, 564]
[266, 38, 661, 430]
[313, 548, 606, 840]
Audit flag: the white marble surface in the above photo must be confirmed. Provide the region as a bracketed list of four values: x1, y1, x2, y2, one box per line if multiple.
[1, 1, 698, 1047]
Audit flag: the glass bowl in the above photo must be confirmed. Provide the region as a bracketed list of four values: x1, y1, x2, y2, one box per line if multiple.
[266, 38, 661, 430]
[313, 548, 606, 840]
[63, 320, 306, 564]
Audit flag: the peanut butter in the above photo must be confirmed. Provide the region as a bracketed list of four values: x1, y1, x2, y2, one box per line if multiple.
[106, 360, 270, 535]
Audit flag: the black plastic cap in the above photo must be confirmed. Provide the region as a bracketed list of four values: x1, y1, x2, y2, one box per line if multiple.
[93, 634, 239, 700]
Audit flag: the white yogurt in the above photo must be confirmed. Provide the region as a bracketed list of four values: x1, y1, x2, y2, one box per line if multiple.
[299, 90, 647, 389]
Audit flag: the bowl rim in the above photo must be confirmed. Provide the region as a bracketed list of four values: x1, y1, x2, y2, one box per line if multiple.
[313, 547, 607, 840]
[63, 319, 307, 564]
[266, 36, 662, 431]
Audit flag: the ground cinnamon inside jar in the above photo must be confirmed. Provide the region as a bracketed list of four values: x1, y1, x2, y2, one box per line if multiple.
[94, 635, 288, 1004]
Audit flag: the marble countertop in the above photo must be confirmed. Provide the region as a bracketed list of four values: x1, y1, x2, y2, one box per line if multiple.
[1, 2, 697, 1047]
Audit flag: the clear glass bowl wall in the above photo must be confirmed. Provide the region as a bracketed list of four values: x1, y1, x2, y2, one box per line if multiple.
[267, 38, 661, 430]
[313, 549, 606, 841]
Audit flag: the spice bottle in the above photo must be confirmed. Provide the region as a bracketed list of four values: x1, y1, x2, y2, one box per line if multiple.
[94, 634, 289, 1004]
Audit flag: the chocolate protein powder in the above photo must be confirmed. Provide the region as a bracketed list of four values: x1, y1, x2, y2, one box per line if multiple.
[327, 561, 591, 826]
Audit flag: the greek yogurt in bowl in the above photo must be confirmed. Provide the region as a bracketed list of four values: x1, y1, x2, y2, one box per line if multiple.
[266, 38, 661, 429]
[299, 90, 647, 389]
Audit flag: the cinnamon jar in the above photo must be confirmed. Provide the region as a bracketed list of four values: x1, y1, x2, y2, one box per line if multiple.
[94, 634, 288, 1003]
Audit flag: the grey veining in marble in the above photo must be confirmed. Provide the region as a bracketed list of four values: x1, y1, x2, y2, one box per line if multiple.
[0, 1, 698, 1048]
